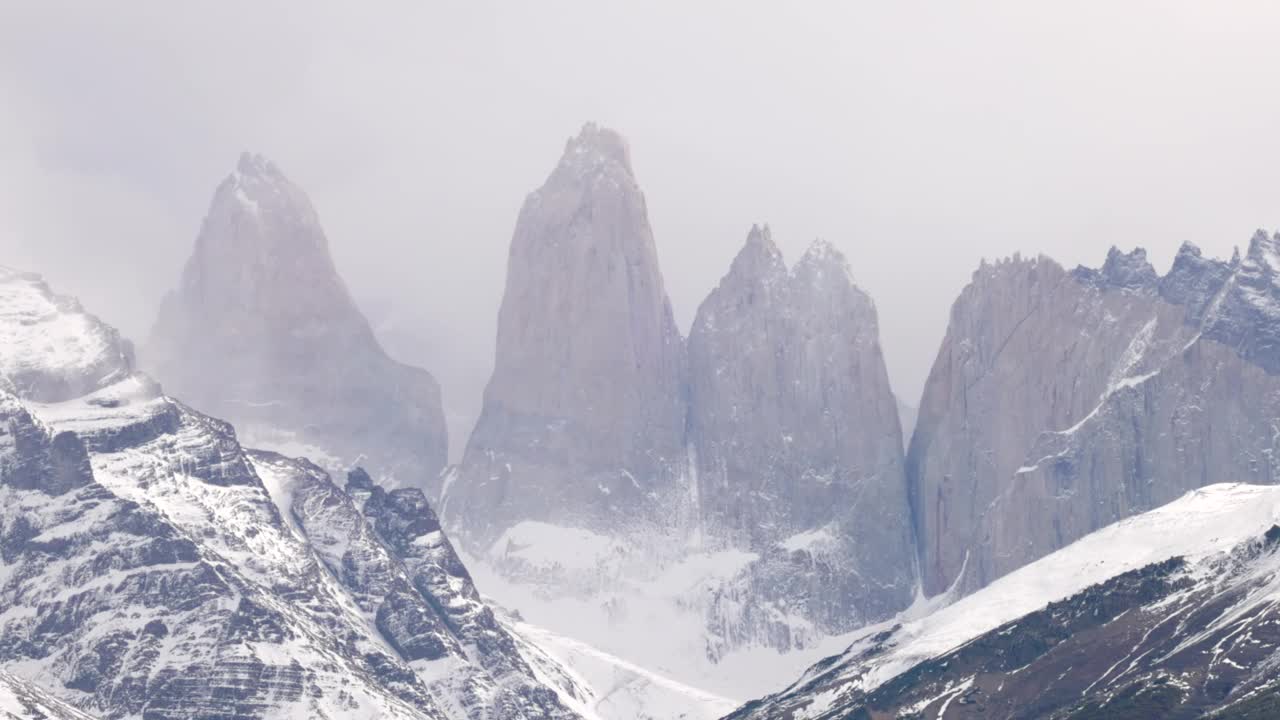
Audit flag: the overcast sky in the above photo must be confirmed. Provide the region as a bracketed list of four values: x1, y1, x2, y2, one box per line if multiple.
[3, 1, 1279, 454]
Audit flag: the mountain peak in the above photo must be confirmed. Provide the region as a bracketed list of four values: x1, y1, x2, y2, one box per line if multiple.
[799, 238, 844, 264]
[452, 122, 685, 542]
[146, 156, 449, 496]
[1102, 246, 1157, 286]
[1245, 227, 1280, 270]
[1073, 246, 1157, 291]
[794, 238, 856, 288]
[235, 151, 279, 178]
[207, 152, 327, 250]
[1173, 241, 1203, 262]
[745, 223, 772, 247]
[726, 224, 785, 283]
[558, 122, 634, 178]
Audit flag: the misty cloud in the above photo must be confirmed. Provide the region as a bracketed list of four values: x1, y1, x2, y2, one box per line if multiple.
[2, 1, 1279, 455]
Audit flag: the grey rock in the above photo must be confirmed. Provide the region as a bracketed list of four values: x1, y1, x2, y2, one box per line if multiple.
[1196, 230, 1280, 373]
[449, 126, 926, 667]
[145, 153, 448, 494]
[910, 233, 1280, 597]
[688, 227, 915, 642]
[449, 124, 688, 543]
[1071, 246, 1160, 291]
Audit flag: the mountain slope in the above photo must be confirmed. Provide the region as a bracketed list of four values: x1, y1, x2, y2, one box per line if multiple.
[727, 483, 1280, 719]
[0, 671, 98, 720]
[1, 265, 444, 719]
[145, 153, 447, 494]
[0, 266, 580, 720]
[250, 452, 579, 720]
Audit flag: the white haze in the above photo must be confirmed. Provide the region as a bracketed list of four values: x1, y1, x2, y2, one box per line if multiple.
[2, 1, 1279, 457]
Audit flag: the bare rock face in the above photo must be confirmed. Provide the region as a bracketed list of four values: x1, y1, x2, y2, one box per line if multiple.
[686, 225, 791, 542]
[910, 233, 1280, 597]
[145, 154, 448, 493]
[447, 127, 926, 687]
[448, 124, 688, 542]
[687, 227, 914, 633]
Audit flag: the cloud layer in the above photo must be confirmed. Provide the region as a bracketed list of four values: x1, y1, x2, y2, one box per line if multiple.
[3, 1, 1279, 455]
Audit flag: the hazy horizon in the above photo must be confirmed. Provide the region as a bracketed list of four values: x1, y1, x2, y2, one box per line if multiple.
[3, 2, 1279, 456]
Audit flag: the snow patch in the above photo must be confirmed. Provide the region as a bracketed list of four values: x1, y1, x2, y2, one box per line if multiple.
[781, 525, 835, 553]
[490, 522, 623, 573]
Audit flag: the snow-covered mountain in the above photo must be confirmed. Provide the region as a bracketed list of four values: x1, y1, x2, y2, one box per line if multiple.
[441, 126, 918, 718]
[30, 128, 1278, 720]
[727, 483, 1280, 718]
[731, 234, 1280, 719]
[910, 235, 1280, 598]
[0, 266, 581, 719]
[145, 153, 448, 495]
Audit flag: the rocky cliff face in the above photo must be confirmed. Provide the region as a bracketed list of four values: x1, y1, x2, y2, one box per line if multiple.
[910, 233, 1280, 597]
[441, 127, 926, 711]
[145, 153, 448, 494]
[0, 266, 580, 720]
[449, 124, 688, 543]
[252, 456, 580, 720]
[687, 226, 914, 636]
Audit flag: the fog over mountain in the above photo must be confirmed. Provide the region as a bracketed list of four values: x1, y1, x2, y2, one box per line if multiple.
[4, 3, 1280, 452]
[8, 5, 1280, 720]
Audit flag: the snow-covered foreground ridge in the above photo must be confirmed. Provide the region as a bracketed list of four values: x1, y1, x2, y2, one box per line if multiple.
[0, 264, 588, 719]
[0, 670, 97, 720]
[728, 482, 1280, 718]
